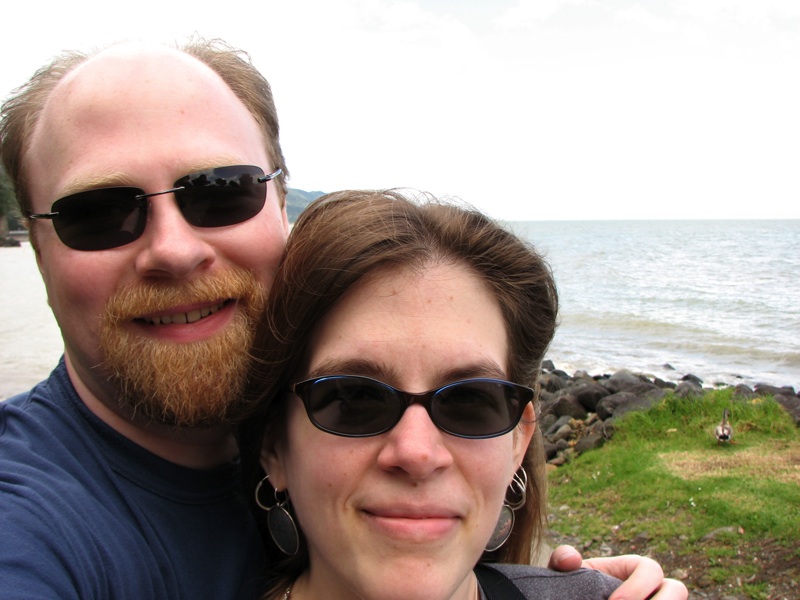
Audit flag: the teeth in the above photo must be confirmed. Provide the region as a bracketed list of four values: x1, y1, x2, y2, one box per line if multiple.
[143, 301, 226, 325]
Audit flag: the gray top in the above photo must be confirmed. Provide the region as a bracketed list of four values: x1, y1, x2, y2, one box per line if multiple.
[478, 563, 621, 599]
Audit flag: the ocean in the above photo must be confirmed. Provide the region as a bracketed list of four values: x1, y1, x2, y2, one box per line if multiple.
[2, 220, 799, 400]
[513, 219, 800, 391]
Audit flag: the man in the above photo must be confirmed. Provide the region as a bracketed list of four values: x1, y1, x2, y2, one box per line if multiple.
[0, 39, 685, 599]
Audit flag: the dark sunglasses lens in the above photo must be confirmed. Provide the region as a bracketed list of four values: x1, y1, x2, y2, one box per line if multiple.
[433, 380, 527, 438]
[52, 188, 145, 251]
[304, 377, 400, 436]
[175, 165, 267, 228]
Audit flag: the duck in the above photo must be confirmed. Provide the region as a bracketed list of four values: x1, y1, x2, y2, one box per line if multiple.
[714, 408, 733, 444]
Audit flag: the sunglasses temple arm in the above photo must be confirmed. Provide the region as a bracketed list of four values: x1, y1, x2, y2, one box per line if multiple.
[258, 167, 282, 183]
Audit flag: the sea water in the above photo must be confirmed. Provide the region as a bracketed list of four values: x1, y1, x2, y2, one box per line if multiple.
[513, 219, 800, 390]
[2, 220, 799, 400]
[0, 241, 62, 400]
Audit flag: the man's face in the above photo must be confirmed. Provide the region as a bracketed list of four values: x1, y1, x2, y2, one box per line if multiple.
[25, 44, 289, 426]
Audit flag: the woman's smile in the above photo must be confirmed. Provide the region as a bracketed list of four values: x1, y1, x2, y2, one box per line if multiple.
[360, 504, 462, 541]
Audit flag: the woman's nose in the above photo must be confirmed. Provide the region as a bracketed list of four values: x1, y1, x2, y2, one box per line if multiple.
[375, 404, 454, 479]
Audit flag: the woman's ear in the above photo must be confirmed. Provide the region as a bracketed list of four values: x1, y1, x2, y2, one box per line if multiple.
[260, 438, 288, 491]
[512, 402, 536, 466]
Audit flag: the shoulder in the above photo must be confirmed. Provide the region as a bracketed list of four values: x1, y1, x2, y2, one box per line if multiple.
[0, 363, 118, 597]
[1, 363, 88, 467]
[2, 359, 75, 423]
[481, 563, 622, 600]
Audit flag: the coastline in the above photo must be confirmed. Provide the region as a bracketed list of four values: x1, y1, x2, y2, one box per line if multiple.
[536, 360, 800, 470]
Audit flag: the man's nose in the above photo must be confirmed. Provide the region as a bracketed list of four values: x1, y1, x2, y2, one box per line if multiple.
[133, 195, 216, 279]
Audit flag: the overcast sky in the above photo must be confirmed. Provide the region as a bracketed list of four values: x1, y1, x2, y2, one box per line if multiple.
[2, 0, 799, 220]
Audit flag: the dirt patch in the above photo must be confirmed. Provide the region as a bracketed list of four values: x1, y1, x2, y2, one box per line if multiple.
[658, 442, 800, 485]
[546, 530, 800, 599]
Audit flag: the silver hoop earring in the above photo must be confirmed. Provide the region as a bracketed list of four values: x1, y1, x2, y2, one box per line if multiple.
[254, 476, 300, 555]
[485, 466, 528, 552]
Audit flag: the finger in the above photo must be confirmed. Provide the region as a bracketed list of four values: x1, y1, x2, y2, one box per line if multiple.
[547, 544, 584, 572]
[585, 555, 663, 600]
[646, 579, 689, 600]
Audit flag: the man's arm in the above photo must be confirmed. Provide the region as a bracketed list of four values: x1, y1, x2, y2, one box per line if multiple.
[548, 545, 689, 600]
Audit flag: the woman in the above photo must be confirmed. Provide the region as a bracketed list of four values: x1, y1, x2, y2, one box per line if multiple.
[240, 190, 678, 599]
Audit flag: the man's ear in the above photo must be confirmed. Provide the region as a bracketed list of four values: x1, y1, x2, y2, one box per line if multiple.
[260, 440, 288, 491]
[512, 402, 536, 467]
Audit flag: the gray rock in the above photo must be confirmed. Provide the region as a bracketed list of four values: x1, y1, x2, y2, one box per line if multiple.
[732, 384, 756, 400]
[574, 431, 606, 455]
[674, 380, 703, 399]
[603, 369, 646, 394]
[552, 393, 588, 419]
[549, 423, 574, 443]
[680, 372, 704, 386]
[774, 394, 800, 426]
[543, 440, 558, 460]
[571, 382, 610, 412]
[596, 391, 657, 420]
[754, 383, 797, 397]
[540, 373, 567, 393]
[545, 415, 572, 434]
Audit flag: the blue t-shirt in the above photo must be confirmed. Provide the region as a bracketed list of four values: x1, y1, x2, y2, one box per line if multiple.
[0, 359, 264, 599]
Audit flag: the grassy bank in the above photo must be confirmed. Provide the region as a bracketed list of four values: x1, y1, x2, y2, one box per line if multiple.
[546, 389, 800, 599]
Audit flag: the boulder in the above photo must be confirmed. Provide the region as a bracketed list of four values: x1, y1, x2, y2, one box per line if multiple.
[552, 393, 588, 419]
[653, 377, 677, 390]
[574, 431, 606, 455]
[549, 423, 574, 443]
[603, 369, 649, 394]
[596, 391, 657, 421]
[681, 373, 704, 387]
[538, 412, 557, 433]
[732, 384, 756, 400]
[540, 372, 567, 393]
[624, 382, 666, 400]
[674, 380, 703, 399]
[545, 415, 573, 437]
[773, 394, 800, 427]
[754, 383, 797, 398]
[571, 381, 611, 412]
[543, 440, 558, 460]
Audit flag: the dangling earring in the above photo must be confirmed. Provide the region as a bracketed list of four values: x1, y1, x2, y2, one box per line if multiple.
[255, 475, 300, 555]
[485, 466, 528, 552]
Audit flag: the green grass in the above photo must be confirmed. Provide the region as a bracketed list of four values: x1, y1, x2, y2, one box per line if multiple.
[546, 390, 800, 596]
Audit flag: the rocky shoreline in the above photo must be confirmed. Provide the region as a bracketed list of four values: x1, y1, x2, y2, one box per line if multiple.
[537, 360, 800, 468]
[0, 235, 21, 247]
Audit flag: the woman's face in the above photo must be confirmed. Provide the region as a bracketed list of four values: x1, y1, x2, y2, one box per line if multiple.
[263, 261, 535, 600]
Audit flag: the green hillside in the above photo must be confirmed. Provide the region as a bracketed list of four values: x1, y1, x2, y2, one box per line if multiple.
[286, 188, 325, 223]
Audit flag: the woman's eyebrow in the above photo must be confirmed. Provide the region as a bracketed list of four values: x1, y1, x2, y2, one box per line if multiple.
[305, 357, 398, 382]
[436, 360, 507, 383]
[306, 357, 507, 386]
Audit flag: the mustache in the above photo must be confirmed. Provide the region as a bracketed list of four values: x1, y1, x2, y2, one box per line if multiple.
[104, 268, 262, 324]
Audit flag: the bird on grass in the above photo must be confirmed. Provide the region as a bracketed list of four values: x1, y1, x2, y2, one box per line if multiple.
[714, 408, 733, 444]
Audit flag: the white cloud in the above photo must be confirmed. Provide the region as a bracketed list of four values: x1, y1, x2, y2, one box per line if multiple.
[2, 0, 799, 220]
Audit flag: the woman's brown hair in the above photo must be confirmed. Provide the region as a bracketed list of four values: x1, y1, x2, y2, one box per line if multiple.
[239, 189, 558, 597]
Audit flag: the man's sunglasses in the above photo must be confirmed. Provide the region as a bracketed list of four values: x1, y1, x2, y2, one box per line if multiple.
[28, 165, 282, 251]
[290, 375, 534, 439]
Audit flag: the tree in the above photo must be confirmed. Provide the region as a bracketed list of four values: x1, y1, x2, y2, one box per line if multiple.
[0, 166, 21, 235]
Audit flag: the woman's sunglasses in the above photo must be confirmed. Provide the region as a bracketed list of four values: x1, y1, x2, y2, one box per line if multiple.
[28, 165, 281, 251]
[290, 375, 534, 439]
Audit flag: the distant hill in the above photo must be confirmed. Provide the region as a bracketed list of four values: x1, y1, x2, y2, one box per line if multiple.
[286, 188, 325, 223]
